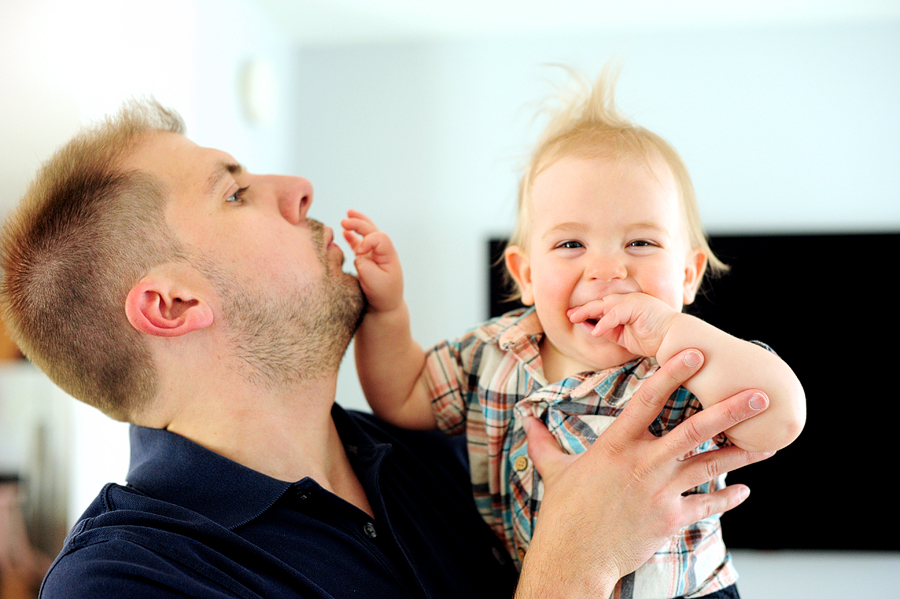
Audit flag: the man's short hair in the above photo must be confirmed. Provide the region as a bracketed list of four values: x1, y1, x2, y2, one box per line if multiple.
[0, 99, 186, 420]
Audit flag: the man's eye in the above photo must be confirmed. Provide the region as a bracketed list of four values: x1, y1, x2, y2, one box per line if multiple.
[226, 186, 249, 203]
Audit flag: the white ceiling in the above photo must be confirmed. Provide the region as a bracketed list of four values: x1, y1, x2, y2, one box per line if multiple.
[249, 0, 900, 45]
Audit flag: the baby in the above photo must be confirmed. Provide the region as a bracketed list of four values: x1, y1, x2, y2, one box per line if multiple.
[342, 69, 805, 598]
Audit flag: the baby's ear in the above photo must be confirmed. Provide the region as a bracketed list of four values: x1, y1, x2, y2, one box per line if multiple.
[504, 245, 535, 306]
[682, 248, 708, 305]
[125, 264, 214, 337]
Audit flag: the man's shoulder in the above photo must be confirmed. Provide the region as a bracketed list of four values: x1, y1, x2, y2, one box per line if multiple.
[41, 534, 188, 598]
[41, 483, 243, 598]
[40, 486, 172, 597]
[66, 480, 215, 532]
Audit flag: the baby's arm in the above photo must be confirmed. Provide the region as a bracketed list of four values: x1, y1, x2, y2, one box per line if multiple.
[568, 293, 805, 453]
[341, 210, 436, 429]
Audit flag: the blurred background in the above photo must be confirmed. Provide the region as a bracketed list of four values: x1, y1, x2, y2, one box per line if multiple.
[1, 0, 898, 597]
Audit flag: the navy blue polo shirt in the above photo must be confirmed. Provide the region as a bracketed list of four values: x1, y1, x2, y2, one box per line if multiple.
[40, 406, 518, 598]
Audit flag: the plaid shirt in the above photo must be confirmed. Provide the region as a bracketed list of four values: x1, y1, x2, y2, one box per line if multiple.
[424, 307, 738, 598]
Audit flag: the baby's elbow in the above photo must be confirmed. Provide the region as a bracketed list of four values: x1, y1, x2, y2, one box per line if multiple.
[734, 418, 802, 454]
[782, 379, 807, 444]
[731, 383, 806, 453]
[773, 407, 806, 451]
[758, 383, 807, 452]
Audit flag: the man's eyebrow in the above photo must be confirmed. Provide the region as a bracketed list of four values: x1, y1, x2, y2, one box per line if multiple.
[206, 161, 244, 197]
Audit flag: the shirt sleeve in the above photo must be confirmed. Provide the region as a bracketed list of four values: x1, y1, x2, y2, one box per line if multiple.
[422, 329, 487, 436]
[423, 340, 467, 435]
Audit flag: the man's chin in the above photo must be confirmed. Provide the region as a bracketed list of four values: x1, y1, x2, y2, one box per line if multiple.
[349, 278, 367, 332]
[334, 272, 366, 333]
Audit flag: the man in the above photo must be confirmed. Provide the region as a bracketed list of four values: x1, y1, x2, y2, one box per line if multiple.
[0, 100, 770, 598]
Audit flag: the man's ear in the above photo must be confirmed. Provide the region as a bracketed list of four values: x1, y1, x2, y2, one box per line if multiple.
[682, 248, 708, 306]
[504, 245, 535, 306]
[125, 266, 214, 338]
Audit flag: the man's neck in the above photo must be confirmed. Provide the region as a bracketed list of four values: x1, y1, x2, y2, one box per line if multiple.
[150, 374, 374, 516]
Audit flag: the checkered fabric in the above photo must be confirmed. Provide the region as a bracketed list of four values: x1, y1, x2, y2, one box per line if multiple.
[424, 307, 738, 598]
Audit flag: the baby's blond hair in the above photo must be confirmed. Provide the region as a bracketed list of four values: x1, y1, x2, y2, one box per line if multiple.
[506, 66, 726, 298]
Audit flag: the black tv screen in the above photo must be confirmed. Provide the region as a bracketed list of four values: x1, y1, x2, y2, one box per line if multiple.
[488, 232, 898, 551]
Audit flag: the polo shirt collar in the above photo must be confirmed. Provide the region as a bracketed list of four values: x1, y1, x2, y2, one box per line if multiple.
[126, 404, 376, 530]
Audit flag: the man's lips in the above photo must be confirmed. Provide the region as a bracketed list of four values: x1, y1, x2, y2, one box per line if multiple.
[322, 227, 346, 266]
[324, 227, 344, 253]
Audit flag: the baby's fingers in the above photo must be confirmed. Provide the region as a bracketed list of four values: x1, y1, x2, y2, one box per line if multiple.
[342, 229, 363, 253]
[341, 211, 390, 256]
[567, 301, 606, 324]
[341, 210, 379, 237]
[345, 208, 375, 226]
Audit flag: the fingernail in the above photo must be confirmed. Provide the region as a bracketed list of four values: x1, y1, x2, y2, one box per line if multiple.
[749, 392, 769, 410]
[684, 350, 702, 367]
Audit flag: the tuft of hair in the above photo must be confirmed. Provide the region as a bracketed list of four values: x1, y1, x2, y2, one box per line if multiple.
[504, 65, 728, 300]
[0, 99, 186, 420]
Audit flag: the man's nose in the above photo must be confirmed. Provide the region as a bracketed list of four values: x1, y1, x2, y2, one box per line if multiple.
[275, 175, 314, 224]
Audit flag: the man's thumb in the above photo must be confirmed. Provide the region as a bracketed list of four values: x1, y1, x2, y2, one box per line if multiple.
[523, 416, 572, 486]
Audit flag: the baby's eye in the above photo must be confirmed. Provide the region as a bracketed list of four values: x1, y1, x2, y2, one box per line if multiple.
[628, 239, 657, 248]
[555, 240, 584, 250]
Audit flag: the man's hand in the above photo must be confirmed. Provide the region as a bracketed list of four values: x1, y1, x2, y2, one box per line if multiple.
[515, 349, 773, 598]
[341, 210, 403, 313]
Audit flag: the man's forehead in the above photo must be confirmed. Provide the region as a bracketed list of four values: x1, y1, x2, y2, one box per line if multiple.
[124, 131, 239, 191]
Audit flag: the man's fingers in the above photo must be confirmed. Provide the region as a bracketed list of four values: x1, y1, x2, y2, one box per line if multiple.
[680, 484, 752, 526]
[523, 416, 575, 487]
[678, 443, 774, 497]
[662, 389, 770, 459]
[617, 349, 705, 431]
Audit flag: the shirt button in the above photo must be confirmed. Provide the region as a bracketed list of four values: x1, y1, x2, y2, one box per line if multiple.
[363, 521, 377, 539]
[514, 455, 529, 471]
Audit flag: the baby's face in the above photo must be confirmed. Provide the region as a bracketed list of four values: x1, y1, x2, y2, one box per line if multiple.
[508, 153, 704, 375]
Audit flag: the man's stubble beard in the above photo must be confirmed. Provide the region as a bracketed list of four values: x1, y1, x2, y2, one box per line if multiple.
[221, 270, 364, 389]
[194, 224, 366, 390]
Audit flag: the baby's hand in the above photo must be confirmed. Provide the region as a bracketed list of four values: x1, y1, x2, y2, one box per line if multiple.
[341, 210, 404, 313]
[567, 293, 680, 359]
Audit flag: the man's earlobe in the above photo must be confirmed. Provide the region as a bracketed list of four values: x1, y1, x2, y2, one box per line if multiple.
[125, 277, 214, 338]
